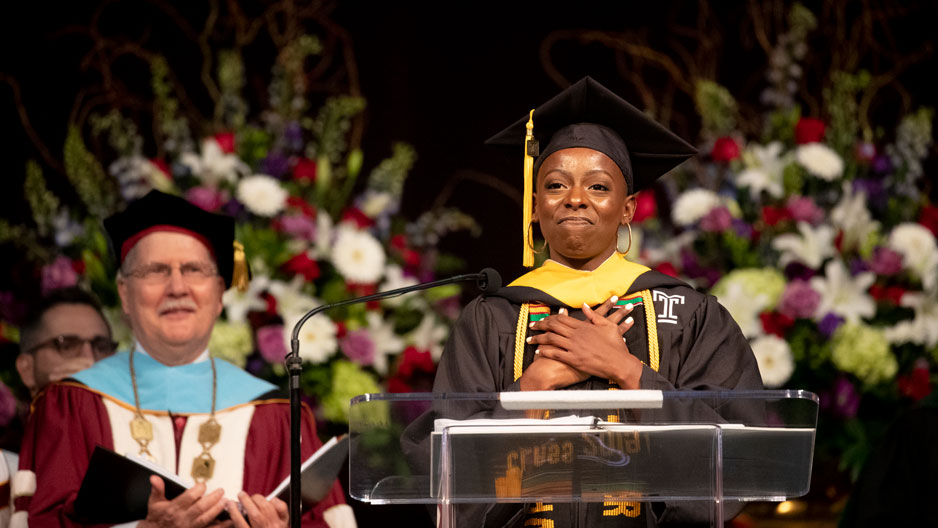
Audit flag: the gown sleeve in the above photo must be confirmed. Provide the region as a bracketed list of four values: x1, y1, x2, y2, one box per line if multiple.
[17, 383, 114, 528]
[243, 402, 353, 528]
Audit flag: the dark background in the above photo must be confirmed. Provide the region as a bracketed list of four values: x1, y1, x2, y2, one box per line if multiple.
[6, 1, 934, 287]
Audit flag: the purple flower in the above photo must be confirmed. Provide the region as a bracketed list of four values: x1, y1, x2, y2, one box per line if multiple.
[257, 325, 287, 364]
[284, 122, 304, 152]
[0, 380, 16, 427]
[825, 377, 860, 419]
[849, 258, 870, 276]
[869, 247, 903, 276]
[853, 179, 887, 210]
[680, 249, 721, 288]
[784, 262, 816, 281]
[778, 280, 820, 319]
[871, 154, 892, 174]
[260, 153, 290, 179]
[786, 196, 824, 225]
[223, 198, 247, 219]
[700, 206, 733, 232]
[186, 186, 225, 212]
[339, 329, 375, 366]
[41, 256, 78, 294]
[279, 214, 317, 242]
[818, 313, 845, 338]
[731, 219, 753, 240]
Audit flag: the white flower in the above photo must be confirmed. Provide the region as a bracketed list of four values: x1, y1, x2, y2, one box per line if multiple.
[360, 191, 394, 218]
[179, 138, 249, 188]
[409, 314, 449, 361]
[313, 210, 334, 259]
[888, 223, 938, 292]
[222, 275, 270, 324]
[365, 312, 405, 375]
[52, 210, 85, 248]
[379, 264, 420, 308]
[713, 281, 768, 338]
[671, 189, 722, 227]
[284, 312, 337, 364]
[110, 156, 174, 200]
[810, 259, 875, 323]
[830, 186, 880, 253]
[736, 142, 787, 199]
[331, 226, 386, 284]
[750, 335, 795, 388]
[884, 293, 938, 349]
[771, 222, 836, 269]
[795, 143, 844, 181]
[236, 175, 287, 217]
[268, 276, 317, 320]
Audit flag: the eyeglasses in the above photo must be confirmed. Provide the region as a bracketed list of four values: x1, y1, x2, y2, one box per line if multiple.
[26, 334, 118, 359]
[124, 262, 219, 285]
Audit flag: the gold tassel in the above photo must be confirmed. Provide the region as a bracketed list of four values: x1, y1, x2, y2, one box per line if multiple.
[523, 110, 538, 267]
[231, 240, 250, 292]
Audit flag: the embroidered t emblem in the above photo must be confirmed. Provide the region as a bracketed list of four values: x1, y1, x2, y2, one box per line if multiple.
[653, 290, 684, 324]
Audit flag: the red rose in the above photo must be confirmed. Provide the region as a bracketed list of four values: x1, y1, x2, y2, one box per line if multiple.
[898, 359, 932, 401]
[285, 196, 316, 218]
[281, 253, 320, 282]
[760, 311, 794, 338]
[263, 292, 278, 315]
[869, 284, 906, 305]
[334, 321, 347, 339]
[919, 205, 938, 237]
[387, 377, 413, 394]
[711, 136, 741, 162]
[341, 208, 374, 228]
[390, 234, 408, 251]
[761, 206, 792, 227]
[398, 346, 435, 378]
[292, 158, 317, 182]
[794, 118, 825, 144]
[401, 249, 422, 269]
[632, 190, 657, 223]
[214, 132, 236, 154]
[71, 259, 86, 275]
[654, 262, 679, 278]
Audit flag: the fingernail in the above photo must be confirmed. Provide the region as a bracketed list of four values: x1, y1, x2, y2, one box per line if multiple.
[526, 337, 532, 343]
[534, 348, 540, 355]
[529, 322, 535, 328]
[582, 302, 589, 310]
[625, 303, 634, 312]
[560, 307, 567, 315]
[610, 295, 618, 303]
[625, 316, 634, 324]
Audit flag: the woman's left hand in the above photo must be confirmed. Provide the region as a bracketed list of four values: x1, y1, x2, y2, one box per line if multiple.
[527, 297, 644, 389]
[226, 492, 288, 528]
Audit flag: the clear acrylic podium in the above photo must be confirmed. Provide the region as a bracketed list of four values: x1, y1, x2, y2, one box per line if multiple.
[349, 390, 818, 527]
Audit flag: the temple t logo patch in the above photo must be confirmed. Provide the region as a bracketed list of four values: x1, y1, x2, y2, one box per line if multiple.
[653, 290, 684, 324]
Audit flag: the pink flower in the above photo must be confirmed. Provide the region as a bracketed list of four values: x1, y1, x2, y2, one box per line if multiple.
[786, 196, 824, 225]
[277, 214, 317, 241]
[339, 329, 375, 366]
[868, 247, 903, 276]
[699, 206, 732, 232]
[778, 280, 820, 319]
[186, 186, 226, 212]
[41, 256, 79, 294]
[711, 136, 741, 162]
[257, 325, 287, 364]
[0, 380, 16, 427]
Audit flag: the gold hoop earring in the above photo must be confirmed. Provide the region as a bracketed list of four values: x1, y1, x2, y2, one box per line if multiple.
[527, 221, 547, 254]
[617, 223, 633, 256]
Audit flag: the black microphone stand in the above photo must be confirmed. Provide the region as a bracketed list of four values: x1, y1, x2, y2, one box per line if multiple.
[286, 270, 499, 526]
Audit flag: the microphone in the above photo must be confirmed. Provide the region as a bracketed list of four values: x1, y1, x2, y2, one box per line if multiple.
[285, 268, 501, 526]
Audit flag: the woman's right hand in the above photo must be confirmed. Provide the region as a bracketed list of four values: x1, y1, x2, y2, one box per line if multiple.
[519, 354, 589, 391]
[139, 476, 232, 528]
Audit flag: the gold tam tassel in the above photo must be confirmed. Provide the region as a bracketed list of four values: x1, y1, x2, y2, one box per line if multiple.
[522, 110, 538, 267]
[231, 240, 250, 292]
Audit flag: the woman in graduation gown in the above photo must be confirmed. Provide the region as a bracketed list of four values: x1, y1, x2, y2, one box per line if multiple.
[429, 77, 764, 527]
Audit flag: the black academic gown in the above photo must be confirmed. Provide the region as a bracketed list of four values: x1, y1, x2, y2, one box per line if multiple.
[424, 267, 764, 527]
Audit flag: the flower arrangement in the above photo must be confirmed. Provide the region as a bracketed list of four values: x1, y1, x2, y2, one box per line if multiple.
[634, 5, 936, 480]
[0, 33, 478, 429]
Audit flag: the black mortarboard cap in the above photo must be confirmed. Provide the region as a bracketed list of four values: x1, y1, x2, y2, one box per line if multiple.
[104, 190, 239, 288]
[485, 76, 697, 194]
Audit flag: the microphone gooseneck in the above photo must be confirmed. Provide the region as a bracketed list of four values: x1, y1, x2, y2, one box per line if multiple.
[286, 268, 501, 526]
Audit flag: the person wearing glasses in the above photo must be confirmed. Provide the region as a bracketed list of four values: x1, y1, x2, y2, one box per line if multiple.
[16, 191, 354, 528]
[15, 287, 116, 397]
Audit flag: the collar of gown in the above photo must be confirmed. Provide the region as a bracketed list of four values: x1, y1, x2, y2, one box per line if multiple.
[70, 345, 277, 414]
[506, 252, 650, 308]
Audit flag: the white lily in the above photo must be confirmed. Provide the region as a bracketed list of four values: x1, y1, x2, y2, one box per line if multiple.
[771, 221, 836, 270]
[409, 314, 449, 361]
[810, 259, 876, 323]
[366, 311, 405, 375]
[884, 292, 938, 349]
[179, 138, 249, 188]
[222, 274, 271, 324]
[736, 141, 788, 199]
[830, 186, 880, 253]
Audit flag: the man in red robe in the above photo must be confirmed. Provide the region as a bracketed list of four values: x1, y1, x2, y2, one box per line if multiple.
[15, 191, 356, 528]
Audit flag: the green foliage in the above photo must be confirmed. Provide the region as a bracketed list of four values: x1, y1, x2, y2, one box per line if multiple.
[311, 96, 366, 164]
[824, 70, 871, 157]
[216, 50, 248, 129]
[64, 126, 118, 218]
[763, 107, 800, 145]
[24, 161, 60, 237]
[368, 143, 417, 200]
[151, 56, 191, 152]
[236, 222, 291, 272]
[237, 125, 274, 168]
[788, 2, 818, 37]
[694, 80, 738, 138]
[89, 110, 143, 156]
[269, 35, 322, 120]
